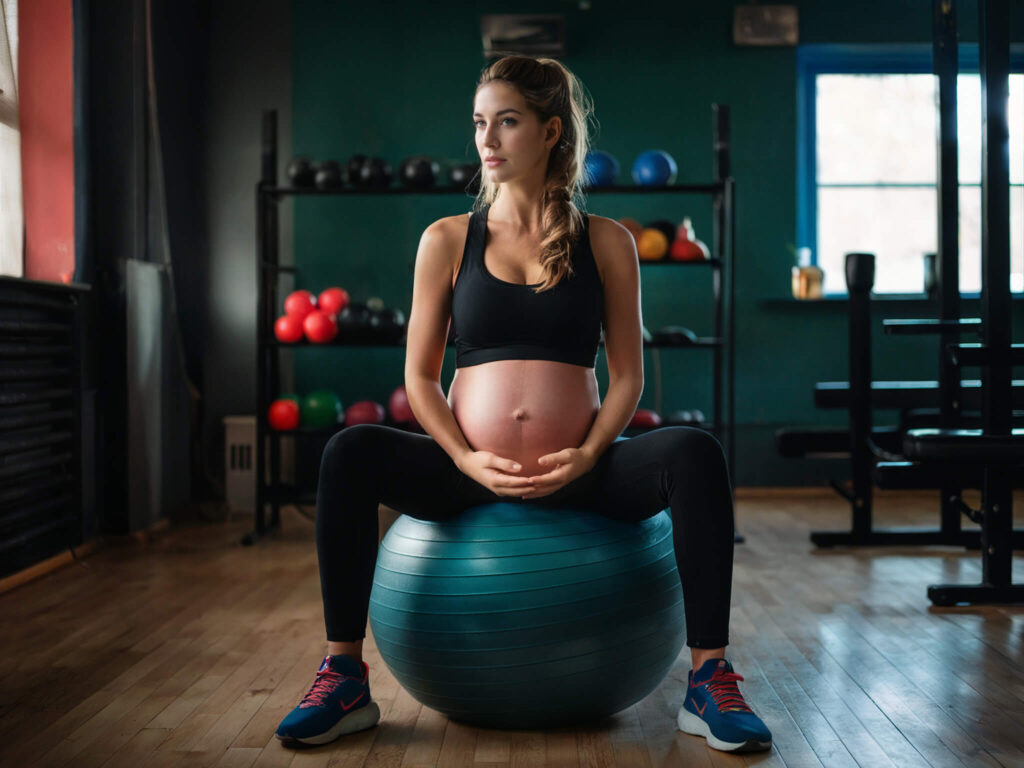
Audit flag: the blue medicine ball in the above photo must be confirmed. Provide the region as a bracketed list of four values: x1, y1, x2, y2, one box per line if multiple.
[632, 150, 678, 186]
[584, 150, 620, 187]
[368, 502, 686, 729]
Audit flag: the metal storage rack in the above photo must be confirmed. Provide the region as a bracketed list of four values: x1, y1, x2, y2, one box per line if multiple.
[247, 106, 735, 544]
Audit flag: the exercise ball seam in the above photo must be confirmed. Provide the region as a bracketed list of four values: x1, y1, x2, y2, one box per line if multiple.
[373, 623, 685, 679]
[370, 562, 680, 613]
[372, 548, 675, 589]
[369, 582, 683, 636]
[378, 531, 668, 558]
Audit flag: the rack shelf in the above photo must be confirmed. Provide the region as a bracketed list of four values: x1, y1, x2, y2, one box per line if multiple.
[250, 106, 736, 544]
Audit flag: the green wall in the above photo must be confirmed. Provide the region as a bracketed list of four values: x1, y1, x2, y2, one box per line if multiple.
[289, 0, 1024, 485]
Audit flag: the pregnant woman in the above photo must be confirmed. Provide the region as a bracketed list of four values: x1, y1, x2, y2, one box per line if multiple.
[276, 55, 772, 754]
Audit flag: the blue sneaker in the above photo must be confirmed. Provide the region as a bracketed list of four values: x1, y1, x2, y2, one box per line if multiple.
[676, 658, 772, 753]
[275, 654, 380, 745]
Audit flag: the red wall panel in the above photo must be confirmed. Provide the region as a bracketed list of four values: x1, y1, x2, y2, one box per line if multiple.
[20, 0, 74, 283]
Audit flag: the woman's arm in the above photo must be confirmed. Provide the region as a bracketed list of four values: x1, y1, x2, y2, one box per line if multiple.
[578, 217, 645, 463]
[404, 219, 475, 467]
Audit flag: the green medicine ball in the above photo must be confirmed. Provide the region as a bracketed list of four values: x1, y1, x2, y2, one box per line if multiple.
[301, 390, 343, 428]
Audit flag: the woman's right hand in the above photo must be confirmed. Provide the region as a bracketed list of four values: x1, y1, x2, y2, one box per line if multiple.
[457, 451, 535, 497]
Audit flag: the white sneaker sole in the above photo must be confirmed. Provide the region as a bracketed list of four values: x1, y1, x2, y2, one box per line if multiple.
[277, 699, 381, 746]
[677, 706, 771, 753]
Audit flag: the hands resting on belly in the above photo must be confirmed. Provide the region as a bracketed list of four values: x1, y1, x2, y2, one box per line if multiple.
[456, 447, 598, 499]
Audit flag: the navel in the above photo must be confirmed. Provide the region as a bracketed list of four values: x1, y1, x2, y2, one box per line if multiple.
[512, 407, 528, 422]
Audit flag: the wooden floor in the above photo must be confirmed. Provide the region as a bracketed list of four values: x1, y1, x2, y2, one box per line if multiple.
[1, 489, 1023, 768]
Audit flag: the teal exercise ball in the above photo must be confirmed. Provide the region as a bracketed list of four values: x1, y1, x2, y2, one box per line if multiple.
[368, 502, 686, 729]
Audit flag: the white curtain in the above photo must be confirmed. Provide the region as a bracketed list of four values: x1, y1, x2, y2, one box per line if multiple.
[0, 0, 21, 278]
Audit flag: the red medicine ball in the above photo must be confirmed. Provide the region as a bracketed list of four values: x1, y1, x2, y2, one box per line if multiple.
[284, 289, 317, 319]
[274, 314, 304, 343]
[303, 310, 338, 343]
[345, 400, 386, 427]
[318, 286, 350, 316]
[388, 385, 418, 427]
[268, 399, 300, 430]
[629, 408, 662, 428]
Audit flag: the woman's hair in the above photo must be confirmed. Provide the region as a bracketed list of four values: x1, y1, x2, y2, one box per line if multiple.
[473, 55, 594, 293]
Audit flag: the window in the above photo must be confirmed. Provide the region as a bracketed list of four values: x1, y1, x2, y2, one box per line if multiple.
[0, 0, 20, 278]
[797, 44, 1024, 296]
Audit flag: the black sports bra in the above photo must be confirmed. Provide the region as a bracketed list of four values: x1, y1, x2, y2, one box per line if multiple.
[450, 204, 604, 369]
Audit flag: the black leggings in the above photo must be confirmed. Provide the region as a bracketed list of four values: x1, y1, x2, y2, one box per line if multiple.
[315, 424, 735, 649]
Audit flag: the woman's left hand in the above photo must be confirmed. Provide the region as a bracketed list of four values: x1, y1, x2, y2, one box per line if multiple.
[520, 447, 597, 499]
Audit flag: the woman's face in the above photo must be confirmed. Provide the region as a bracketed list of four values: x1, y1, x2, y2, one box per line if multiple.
[473, 81, 559, 183]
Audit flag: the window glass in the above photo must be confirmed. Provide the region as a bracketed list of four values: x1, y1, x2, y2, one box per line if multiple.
[817, 74, 936, 184]
[0, 0, 21, 279]
[814, 72, 1022, 294]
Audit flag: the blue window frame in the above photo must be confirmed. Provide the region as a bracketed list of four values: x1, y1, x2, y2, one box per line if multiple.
[797, 43, 1024, 297]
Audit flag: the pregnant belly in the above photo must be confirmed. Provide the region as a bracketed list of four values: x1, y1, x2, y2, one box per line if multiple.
[447, 360, 600, 479]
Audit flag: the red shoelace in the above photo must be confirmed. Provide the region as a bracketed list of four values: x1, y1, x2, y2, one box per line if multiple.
[703, 668, 753, 713]
[299, 669, 346, 708]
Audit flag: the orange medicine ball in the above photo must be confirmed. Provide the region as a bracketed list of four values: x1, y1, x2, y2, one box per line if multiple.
[637, 228, 668, 260]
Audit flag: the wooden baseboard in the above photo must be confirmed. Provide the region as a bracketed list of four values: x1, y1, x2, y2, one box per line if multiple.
[127, 517, 171, 545]
[0, 538, 104, 596]
[0, 516, 175, 596]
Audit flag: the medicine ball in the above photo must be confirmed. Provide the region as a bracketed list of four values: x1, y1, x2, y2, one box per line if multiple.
[314, 160, 344, 189]
[399, 156, 441, 189]
[369, 307, 406, 343]
[337, 302, 372, 342]
[287, 156, 316, 188]
[584, 150, 620, 187]
[347, 154, 369, 185]
[632, 150, 678, 186]
[646, 219, 677, 246]
[355, 157, 393, 189]
[449, 162, 481, 194]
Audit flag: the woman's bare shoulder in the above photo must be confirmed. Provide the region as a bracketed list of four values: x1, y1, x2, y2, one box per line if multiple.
[416, 213, 473, 287]
[584, 214, 638, 279]
[586, 213, 632, 245]
[421, 212, 472, 248]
